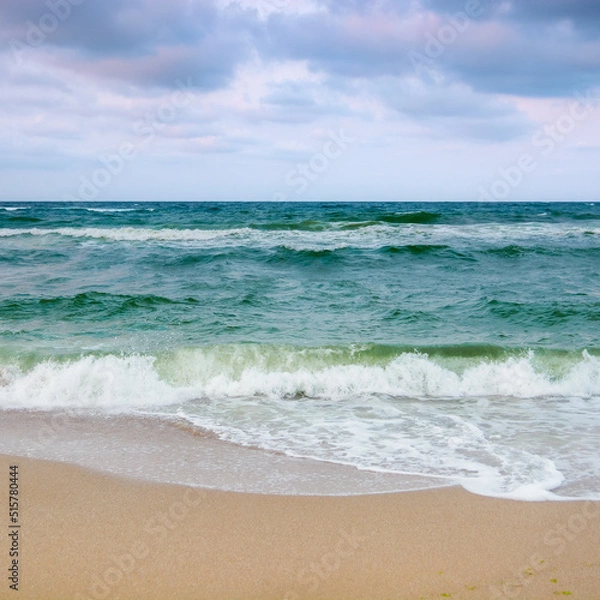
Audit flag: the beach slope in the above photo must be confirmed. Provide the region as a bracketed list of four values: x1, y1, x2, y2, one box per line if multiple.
[1, 454, 598, 600]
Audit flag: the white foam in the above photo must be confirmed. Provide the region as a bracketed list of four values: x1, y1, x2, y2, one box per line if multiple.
[1, 349, 598, 500]
[0, 227, 252, 243]
[85, 208, 139, 213]
[0, 222, 598, 250]
[2, 349, 598, 408]
[0, 355, 192, 410]
[162, 348, 600, 400]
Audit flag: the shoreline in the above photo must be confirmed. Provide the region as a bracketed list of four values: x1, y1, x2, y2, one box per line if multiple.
[0, 409, 455, 496]
[1, 453, 599, 599]
[1, 408, 596, 501]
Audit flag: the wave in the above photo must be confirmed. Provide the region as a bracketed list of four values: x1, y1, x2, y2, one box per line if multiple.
[547, 208, 600, 221]
[2, 223, 598, 249]
[245, 211, 441, 231]
[1, 345, 598, 409]
[0, 355, 180, 409]
[43, 206, 155, 213]
[248, 219, 327, 232]
[482, 298, 600, 324]
[484, 244, 551, 257]
[377, 244, 455, 256]
[0, 227, 252, 242]
[265, 246, 351, 264]
[85, 208, 142, 213]
[339, 211, 442, 228]
[159, 346, 600, 400]
[1, 345, 598, 500]
[379, 211, 442, 224]
[0, 292, 198, 320]
[1, 216, 43, 224]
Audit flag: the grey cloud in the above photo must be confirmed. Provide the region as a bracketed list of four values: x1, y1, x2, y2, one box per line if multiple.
[314, 0, 413, 16]
[261, 11, 415, 78]
[418, 0, 496, 18]
[2, 0, 256, 90]
[260, 0, 600, 98]
[436, 113, 531, 142]
[1, 0, 219, 55]
[2, 0, 598, 139]
[422, 0, 600, 33]
[253, 78, 363, 124]
[439, 30, 600, 97]
[66, 42, 242, 90]
[380, 79, 531, 141]
[503, 0, 600, 27]
[262, 81, 320, 108]
[6, 0, 598, 98]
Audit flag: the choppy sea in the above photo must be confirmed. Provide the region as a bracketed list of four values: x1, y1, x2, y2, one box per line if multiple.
[1, 201, 599, 500]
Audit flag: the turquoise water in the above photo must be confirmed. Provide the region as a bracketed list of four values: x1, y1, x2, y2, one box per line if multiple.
[1, 201, 599, 499]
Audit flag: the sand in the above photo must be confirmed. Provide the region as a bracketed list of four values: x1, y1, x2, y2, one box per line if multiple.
[0, 453, 598, 600]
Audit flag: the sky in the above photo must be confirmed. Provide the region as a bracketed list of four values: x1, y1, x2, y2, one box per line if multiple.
[1, 0, 599, 202]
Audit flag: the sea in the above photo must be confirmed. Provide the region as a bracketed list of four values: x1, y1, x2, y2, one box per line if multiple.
[0, 201, 599, 501]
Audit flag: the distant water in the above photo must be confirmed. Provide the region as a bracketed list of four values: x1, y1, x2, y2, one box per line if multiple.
[1, 201, 599, 500]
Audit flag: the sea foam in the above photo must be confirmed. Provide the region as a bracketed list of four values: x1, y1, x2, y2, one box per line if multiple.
[0, 223, 598, 251]
[0, 348, 598, 500]
[1, 348, 598, 409]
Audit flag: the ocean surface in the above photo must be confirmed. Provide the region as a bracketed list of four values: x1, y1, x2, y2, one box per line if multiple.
[0, 201, 599, 500]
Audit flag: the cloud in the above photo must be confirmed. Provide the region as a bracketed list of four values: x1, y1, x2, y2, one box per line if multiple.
[1, 0, 256, 90]
[59, 42, 241, 90]
[260, 7, 424, 78]
[1, 0, 220, 54]
[257, 0, 600, 98]
[417, 0, 600, 96]
[1, 0, 599, 201]
[502, 0, 600, 29]
[4, 0, 599, 96]
[377, 78, 531, 141]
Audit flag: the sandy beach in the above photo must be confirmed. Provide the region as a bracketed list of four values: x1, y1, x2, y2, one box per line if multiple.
[1, 453, 598, 600]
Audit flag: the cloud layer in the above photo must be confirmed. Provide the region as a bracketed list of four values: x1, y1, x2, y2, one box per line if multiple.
[1, 0, 598, 200]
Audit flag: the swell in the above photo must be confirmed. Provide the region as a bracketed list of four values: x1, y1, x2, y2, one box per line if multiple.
[375, 244, 475, 260]
[0, 292, 199, 320]
[546, 207, 600, 221]
[481, 298, 600, 325]
[248, 219, 328, 232]
[378, 210, 442, 224]
[265, 246, 355, 264]
[232, 211, 443, 230]
[2, 222, 598, 247]
[0, 216, 43, 224]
